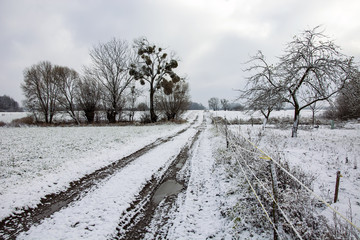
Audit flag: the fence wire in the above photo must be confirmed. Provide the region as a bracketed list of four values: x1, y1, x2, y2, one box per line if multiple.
[212, 117, 360, 239]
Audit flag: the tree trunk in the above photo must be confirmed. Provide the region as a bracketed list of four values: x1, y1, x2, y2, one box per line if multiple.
[49, 112, 54, 124]
[107, 110, 117, 123]
[292, 107, 300, 137]
[44, 111, 49, 124]
[262, 117, 268, 130]
[270, 161, 282, 239]
[312, 108, 315, 126]
[69, 106, 80, 125]
[260, 109, 271, 130]
[84, 110, 95, 123]
[149, 86, 157, 122]
[32, 111, 39, 123]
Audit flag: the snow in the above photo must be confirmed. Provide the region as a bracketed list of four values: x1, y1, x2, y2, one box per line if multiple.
[1, 110, 359, 238]
[161, 117, 229, 239]
[0, 112, 198, 220]
[18, 124, 199, 239]
[211, 109, 326, 120]
[229, 123, 360, 228]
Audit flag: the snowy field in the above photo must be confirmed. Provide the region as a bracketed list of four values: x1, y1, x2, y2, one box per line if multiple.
[17, 121, 201, 239]
[227, 122, 360, 231]
[209, 109, 325, 119]
[0, 111, 154, 124]
[0, 111, 197, 220]
[1, 110, 359, 238]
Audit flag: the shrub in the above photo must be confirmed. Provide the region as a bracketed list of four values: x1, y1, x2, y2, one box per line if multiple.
[10, 116, 34, 126]
[140, 112, 152, 124]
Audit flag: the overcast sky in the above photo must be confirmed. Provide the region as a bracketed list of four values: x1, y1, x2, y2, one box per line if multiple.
[1, 0, 360, 107]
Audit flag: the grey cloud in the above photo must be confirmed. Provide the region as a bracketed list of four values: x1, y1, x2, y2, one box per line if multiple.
[1, 0, 359, 106]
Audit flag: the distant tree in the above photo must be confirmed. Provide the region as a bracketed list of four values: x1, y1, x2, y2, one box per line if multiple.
[188, 102, 206, 110]
[77, 75, 101, 123]
[308, 94, 324, 126]
[208, 97, 220, 111]
[126, 85, 142, 122]
[21, 61, 59, 123]
[220, 99, 230, 111]
[137, 102, 149, 111]
[85, 38, 134, 123]
[53, 66, 80, 124]
[334, 73, 360, 120]
[229, 103, 245, 111]
[156, 80, 190, 120]
[278, 27, 356, 137]
[130, 37, 181, 122]
[0, 95, 21, 112]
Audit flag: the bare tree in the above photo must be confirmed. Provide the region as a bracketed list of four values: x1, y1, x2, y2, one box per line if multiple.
[308, 93, 325, 126]
[126, 84, 142, 122]
[21, 61, 59, 123]
[208, 97, 220, 111]
[220, 99, 230, 111]
[246, 88, 283, 129]
[240, 51, 284, 129]
[130, 37, 181, 122]
[85, 38, 134, 123]
[77, 75, 101, 123]
[243, 28, 356, 136]
[53, 66, 80, 124]
[278, 27, 355, 137]
[156, 80, 190, 120]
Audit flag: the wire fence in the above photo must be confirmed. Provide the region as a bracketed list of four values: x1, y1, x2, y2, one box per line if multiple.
[212, 117, 360, 240]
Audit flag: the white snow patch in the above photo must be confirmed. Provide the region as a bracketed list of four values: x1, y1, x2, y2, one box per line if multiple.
[18, 127, 199, 239]
[0, 121, 195, 220]
[230, 124, 360, 228]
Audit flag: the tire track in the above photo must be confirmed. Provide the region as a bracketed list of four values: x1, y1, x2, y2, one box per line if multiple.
[115, 116, 206, 239]
[0, 117, 198, 239]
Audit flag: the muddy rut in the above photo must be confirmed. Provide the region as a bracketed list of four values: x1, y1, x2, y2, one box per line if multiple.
[0, 117, 198, 239]
[115, 117, 206, 239]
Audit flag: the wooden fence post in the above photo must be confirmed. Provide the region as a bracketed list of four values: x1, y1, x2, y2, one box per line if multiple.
[270, 160, 281, 240]
[225, 117, 229, 148]
[334, 171, 341, 203]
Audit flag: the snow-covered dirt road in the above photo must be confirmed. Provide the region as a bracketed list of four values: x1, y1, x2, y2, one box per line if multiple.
[1, 111, 232, 239]
[144, 115, 230, 240]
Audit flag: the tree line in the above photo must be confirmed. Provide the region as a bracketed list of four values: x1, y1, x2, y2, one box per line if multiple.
[208, 97, 244, 111]
[21, 37, 190, 124]
[0, 95, 22, 112]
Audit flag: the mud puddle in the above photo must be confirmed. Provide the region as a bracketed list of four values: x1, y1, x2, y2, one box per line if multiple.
[117, 124, 204, 240]
[152, 180, 183, 205]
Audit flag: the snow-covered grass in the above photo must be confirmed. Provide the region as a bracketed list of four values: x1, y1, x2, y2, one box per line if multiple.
[0, 113, 197, 221]
[17, 124, 200, 239]
[0, 110, 190, 125]
[2, 110, 359, 238]
[226, 123, 360, 235]
[210, 109, 326, 121]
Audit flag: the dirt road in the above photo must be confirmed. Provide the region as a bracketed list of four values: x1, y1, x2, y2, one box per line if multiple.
[1, 111, 231, 239]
